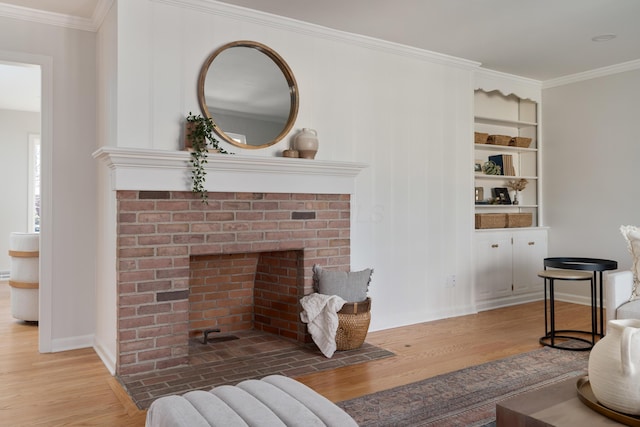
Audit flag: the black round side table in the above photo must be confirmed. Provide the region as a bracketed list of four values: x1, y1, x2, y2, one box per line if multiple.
[540, 257, 617, 350]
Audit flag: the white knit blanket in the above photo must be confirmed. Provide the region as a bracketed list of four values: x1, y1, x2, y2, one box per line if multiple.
[300, 293, 346, 358]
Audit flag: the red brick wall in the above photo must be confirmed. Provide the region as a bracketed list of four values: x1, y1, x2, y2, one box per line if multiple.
[116, 191, 351, 375]
[189, 253, 260, 336]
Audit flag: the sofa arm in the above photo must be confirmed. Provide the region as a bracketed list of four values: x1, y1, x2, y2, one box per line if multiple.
[605, 270, 634, 325]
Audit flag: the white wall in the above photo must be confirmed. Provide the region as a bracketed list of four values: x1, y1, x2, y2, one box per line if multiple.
[95, 0, 478, 342]
[94, 2, 118, 372]
[0, 17, 97, 351]
[542, 69, 640, 300]
[0, 109, 40, 274]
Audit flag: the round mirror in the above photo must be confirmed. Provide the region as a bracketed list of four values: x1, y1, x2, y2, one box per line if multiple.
[198, 41, 299, 149]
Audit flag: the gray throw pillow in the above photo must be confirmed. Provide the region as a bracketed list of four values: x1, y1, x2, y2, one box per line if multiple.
[313, 264, 372, 302]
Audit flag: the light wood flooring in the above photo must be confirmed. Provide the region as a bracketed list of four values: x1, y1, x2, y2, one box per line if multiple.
[0, 281, 593, 426]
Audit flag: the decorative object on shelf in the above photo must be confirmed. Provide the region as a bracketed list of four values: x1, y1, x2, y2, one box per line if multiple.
[282, 149, 299, 158]
[588, 319, 640, 415]
[293, 128, 319, 159]
[488, 154, 514, 176]
[475, 187, 484, 203]
[185, 112, 231, 203]
[474, 161, 482, 172]
[482, 160, 501, 175]
[509, 136, 532, 148]
[506, 179, 528, 205]
[492, 187, 511, 205]
[474, 132, 488, 144]
[487, 134, 511, 146]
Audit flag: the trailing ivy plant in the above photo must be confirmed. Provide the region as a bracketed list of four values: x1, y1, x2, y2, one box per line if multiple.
[185, 112, 230, 203]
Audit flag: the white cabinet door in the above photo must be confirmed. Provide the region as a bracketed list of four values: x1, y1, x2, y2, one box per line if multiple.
[512, 230, 548, 295]
[475, 232, 513, 301]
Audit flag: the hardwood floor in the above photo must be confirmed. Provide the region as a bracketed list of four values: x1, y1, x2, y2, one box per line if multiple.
[0, 281, 593, 425]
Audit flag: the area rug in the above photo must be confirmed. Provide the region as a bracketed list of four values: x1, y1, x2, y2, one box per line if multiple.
[337, 346, 589, 427]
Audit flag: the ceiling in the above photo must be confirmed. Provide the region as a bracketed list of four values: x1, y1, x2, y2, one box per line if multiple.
[1, 0, 640, 112]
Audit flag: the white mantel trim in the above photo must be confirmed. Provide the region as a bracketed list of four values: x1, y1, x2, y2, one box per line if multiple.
[93, 147, 368, 195]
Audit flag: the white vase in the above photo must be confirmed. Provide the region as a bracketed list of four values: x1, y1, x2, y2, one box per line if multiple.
[588, 319, 640, 414]
[293, 128, 319, 159]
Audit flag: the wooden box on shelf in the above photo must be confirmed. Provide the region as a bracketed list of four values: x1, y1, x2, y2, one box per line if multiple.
[507, 213, 532, 228]
[475, 132, 489, 144]
[475, 213, 507, 229]
[509, 137, 532, 148]
[487, 135, 511, 146]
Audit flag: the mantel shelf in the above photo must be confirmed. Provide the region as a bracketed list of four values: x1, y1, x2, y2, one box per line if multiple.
[93, 147, 369, 195]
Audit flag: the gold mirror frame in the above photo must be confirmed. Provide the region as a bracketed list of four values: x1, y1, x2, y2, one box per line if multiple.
[197, 41, 299, 150]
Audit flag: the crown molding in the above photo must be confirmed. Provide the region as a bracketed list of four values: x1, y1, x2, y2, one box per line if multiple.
[0, 0, 113, 32]
[154, 0, 481, 71]
[91, 0, 114, 30]
[543, 59, 640, 89]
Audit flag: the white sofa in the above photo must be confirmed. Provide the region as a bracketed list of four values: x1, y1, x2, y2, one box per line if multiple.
[145, 375, 358, 427]
[605, 270, 640, 324]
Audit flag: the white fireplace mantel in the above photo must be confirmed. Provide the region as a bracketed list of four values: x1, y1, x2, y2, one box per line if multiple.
[93, 147, 368, 194]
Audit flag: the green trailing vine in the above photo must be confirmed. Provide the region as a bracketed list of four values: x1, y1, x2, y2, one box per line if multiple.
[185, 112, 231, 203]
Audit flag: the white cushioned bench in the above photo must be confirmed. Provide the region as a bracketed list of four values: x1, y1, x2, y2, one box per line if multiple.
[145, 375, 358, 427]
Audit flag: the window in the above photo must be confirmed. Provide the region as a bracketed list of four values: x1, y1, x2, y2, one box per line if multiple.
[28, 133, 40, 233]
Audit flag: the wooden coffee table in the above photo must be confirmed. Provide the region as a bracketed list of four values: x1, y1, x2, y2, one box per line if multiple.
[496, 377, 623, 426]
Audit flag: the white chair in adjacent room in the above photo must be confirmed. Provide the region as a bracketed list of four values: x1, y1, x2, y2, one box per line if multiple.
[8, 232, 39, 322]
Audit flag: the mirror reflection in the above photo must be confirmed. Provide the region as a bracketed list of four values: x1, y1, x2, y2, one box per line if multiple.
[198, 41, 299, 149]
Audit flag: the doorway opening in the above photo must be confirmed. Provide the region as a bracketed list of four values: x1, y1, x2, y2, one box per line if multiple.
[0, 52, 51, 352]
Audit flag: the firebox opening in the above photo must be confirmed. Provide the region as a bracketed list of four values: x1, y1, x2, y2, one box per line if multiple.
[188, 250, 305, 353]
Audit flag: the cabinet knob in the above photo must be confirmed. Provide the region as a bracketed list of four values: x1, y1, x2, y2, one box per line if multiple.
[528, 241, 535, 245]
[491, 244, 499, 248]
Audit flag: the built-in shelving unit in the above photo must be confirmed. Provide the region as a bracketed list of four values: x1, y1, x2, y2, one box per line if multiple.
[474, 90, 540, 228]
[472, 85, 547, 310]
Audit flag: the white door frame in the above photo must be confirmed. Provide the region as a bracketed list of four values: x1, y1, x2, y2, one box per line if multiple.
[0, 49, 53, 352]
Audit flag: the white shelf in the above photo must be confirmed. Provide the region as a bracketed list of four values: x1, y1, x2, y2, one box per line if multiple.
[474, 204, 538, 209]
[475, 174, 537, 180]
[474, 115, 537, 128]
[474, 144, 537, 153]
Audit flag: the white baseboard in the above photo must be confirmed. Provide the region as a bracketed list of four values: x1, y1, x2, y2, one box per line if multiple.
[93, 338, 116, 375]
[369, 303, 477, 332]
[476, 291, 603, 312]
[476, 292, 543, 312]
[553, 291, 602, 307]
[50, 333, 94, 352]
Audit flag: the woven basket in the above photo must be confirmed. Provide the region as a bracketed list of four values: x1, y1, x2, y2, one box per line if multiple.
[474, 132, 488, 144]
[475, 213, 507, 229]
[336, 298, 371, 351]
[487, 135, 511, 146]
[509, 137, 532, 148]
[507, 213, 532, 228]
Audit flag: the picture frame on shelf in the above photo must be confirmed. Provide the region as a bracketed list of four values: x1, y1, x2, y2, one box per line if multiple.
[475, 187, 484, 203]
[492, 187, 511, 205]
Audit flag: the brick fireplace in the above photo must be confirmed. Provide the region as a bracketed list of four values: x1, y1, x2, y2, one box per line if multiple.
[117, 190, 353, 375]
[94, 147, 366, 376]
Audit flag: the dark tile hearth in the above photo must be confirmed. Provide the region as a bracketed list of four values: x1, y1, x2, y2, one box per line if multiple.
[118, 330, 394, 409]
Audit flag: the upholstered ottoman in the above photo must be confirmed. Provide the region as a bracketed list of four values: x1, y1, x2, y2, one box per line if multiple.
[145, 375, 357, 427]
